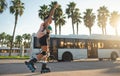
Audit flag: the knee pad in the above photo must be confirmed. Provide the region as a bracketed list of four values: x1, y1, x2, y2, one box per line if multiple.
[41, 51, 46, 56]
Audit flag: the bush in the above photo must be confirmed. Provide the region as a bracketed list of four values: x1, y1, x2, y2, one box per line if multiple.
[0, 56, 29, 59]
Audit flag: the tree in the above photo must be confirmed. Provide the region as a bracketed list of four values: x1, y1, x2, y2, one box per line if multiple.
[97, 6, 109, 35]
[5, 34, 12, 47]
[38, 4, 49, 21]
[56, 14, 66, 35]
[49, 1, 60, 35]
[38, 1, 60, 35]
[15, 35, 22, 48]
[0, 32, 6, 46]
[109, 11, 120, 36]
[53, 4, 64, 35]
[66, 2, 77, 34]
[73, 8, 82, 35]
[0, 0, 7, 13]
[22, 33, 31, 48]
[83, 9, 96, 35]
[9, 0, 24, 56]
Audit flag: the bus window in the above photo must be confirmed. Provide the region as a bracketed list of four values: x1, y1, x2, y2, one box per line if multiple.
[1, 50, 7, 53]
[111, 41, 119, 48]
[78, 41, 85, 49]
[67, 42, 72, 48]
[92, 42, 98, 48]
[60, 39, 64, 48]
[65, 39, 74, 48]
[81, 42, 85, 48]
[87, 42, 91, 50]
[75, 39, 79, 48]
[98, 42, 104, 49]
[58, 39, 65, 48]
[65, 39, 70, 48]
[78, 42, 82, 48]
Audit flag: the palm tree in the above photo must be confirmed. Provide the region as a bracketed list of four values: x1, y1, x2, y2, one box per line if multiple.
[39, 1, 60, 35]
[53, 5, 64, 35]
[49, 1, 60, 35]
[66, 2, 77, 34]
[56, 14, 66, 35]
[9, 0, 24, 56]
[5, 34, 12, 47]
[0, 0, 7, 13]
[15, 35, 22, 48]
[22, 33, 31, 48]
[26, 34, 31, 48]
[73, 8, 82, 35]
[97, 6, 109, 35]
[0, 32, 6, 46]
[83, 9, 96, 35]
[38, 4, 49, 21]
[109, 11, 120, 36]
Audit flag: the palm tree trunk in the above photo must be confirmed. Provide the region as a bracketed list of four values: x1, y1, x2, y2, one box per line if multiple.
[72, 19, 75, 34]
[102, 27, 104, 35]
[59, 25, 61, 35]
[76, 23, 78, 35]
[54, 20, 57, 35]
[9, 14, 18, 56]
[115, 26, 118, 36]
[89, 28, 91, 35]
[55, 25, 57, 35]
[105, 27, 107, 35]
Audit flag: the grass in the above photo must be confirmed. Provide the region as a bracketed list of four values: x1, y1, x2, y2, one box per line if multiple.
[0, 56, 30, 59]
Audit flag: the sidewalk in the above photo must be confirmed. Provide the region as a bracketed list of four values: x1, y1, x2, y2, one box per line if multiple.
[1, 69, 119, 76]
[0, 58, 99, 64]
[0, 59, 27, 64]
[0, 59, 98, 64]
[40, 70, 119, 76]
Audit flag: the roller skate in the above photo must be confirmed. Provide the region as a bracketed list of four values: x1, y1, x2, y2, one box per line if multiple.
[25, 61, 36, 72]
[40, 63, 51, 73]
[41, 67, 51, 73]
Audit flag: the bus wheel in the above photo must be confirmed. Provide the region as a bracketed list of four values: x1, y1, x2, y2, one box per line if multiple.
[111, 52, 118, 61]
[62, 52, 73, 62]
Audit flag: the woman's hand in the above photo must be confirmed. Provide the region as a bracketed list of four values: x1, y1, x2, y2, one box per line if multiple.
[54, 3, 59, 9]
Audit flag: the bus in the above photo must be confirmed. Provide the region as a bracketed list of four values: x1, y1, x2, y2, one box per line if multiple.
[0, 46, 29, 56]
[31, 33, 120, 61]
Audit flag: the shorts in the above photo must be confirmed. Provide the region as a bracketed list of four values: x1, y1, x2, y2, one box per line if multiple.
[39, 35, 48, 46]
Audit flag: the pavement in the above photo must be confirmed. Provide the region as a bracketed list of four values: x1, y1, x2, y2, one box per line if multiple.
[0, 59, 120, 76]
[1, 69, 120, 76]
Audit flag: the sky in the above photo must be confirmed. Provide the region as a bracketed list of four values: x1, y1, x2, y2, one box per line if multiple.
[0, 0, 120, 36]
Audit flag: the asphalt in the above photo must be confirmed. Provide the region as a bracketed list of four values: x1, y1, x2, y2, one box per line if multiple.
[0, 59, 120, 76]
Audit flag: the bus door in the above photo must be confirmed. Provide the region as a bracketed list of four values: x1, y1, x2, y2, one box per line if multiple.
[49, 38, 58, 60]
[87, 41, 98, 58]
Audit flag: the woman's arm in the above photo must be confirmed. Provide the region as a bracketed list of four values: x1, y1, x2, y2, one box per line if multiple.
[44, 3, 59, 25]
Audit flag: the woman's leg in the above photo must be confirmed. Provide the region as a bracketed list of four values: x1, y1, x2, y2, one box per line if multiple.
[37, 46, 48, 60]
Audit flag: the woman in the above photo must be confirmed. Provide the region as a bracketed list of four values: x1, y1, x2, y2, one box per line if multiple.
[25, 3, 58, 72]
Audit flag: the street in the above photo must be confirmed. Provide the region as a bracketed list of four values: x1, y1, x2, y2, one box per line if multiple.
[0, 59, 120, 76]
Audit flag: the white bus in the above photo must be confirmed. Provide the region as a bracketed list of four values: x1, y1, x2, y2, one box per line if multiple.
[31, 33, 120, 61]
[0, 46, 29, 56]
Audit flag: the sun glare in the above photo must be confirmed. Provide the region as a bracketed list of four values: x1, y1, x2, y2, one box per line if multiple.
[117, 21, 120, 35]
[105, 24, 114, 35]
